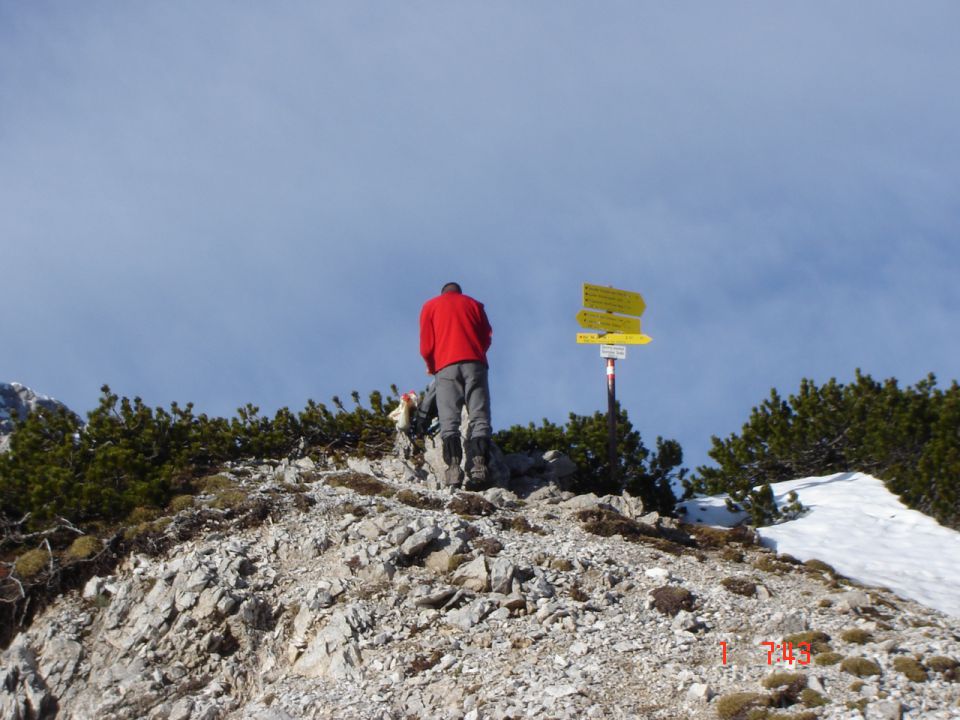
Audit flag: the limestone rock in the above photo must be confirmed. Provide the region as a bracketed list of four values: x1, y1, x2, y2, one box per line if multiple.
[451, 555, 490, 592]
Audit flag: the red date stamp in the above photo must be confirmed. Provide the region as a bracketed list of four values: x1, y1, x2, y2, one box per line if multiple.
[720, 641, 811, 665]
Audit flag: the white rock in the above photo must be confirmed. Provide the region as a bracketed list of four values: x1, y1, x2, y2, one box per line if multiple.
[686, 683, 713, 702]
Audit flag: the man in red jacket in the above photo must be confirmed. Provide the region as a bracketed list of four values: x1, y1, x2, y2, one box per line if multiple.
[419, 282, 493, 489]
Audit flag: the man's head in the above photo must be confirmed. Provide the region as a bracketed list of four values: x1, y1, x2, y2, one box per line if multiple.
[441, 282, 462, 294]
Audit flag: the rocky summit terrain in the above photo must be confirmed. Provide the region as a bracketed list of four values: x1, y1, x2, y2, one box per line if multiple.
[0, 383, 78, 453]
[2, 439, 959, 720]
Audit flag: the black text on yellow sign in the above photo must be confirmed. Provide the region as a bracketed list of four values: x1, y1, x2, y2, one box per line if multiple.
[582, 283, 646, 317]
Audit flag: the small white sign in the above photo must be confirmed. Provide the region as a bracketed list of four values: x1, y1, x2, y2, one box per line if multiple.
[600, 344, 627, 360]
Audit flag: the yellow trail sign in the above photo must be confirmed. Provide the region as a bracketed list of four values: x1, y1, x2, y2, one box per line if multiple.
[583, 283, 646, 317]
[576, 310, 641, 334]
[576, 332, 652, 345]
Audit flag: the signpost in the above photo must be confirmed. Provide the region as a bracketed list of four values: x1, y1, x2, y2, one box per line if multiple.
[575, 309, 641, 334]
[576, 332, 651, 345]
[599, 344, 626, 360]
[575, 283, 650, 488]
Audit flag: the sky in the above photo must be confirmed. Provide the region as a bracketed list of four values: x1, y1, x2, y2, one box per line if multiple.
[2, 2, 960, 472]
[682, 472, 960, 618]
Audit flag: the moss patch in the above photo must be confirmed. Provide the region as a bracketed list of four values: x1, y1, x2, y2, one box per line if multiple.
[14, 549, 51, 579]
[649, 585, 695, 617]
[840, 657, 881, 677]
[63, 535, 101, 562]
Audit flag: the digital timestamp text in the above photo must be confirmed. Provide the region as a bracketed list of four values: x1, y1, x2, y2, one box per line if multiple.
[720, 641, 812, 665]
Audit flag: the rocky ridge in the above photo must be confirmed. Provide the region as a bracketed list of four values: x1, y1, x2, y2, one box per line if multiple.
[0, 382, 78, 453]
[2, 442, 959, 720]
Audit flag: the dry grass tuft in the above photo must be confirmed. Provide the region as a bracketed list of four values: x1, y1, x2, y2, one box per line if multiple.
[448, 493, 496, 517]
[63, 535, 101, 562]
[326, 472, 396, 497]
[168, 494, 195, 513]
[649, 585, 695, 617]
[721, 576, 757, 597]
[14, 549, 51, 579]
[840, 628, 873, 645]
[782, 631, 832, 655]
[715, 692, 770, 720]
[395, 489, 444, 511]
[893, 656, 928, 682]
[840, 656, 882, 677]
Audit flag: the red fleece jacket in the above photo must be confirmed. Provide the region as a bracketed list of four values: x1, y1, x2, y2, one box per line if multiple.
[419, 291, 492, 374]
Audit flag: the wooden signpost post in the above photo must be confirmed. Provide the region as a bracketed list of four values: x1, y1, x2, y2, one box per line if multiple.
[576, 283, 650, 488]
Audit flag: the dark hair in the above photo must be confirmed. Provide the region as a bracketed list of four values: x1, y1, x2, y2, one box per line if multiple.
[441, 282, 462, 294]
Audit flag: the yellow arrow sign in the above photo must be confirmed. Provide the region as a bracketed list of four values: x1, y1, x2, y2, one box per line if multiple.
[576, 310, 641, 334]
[583, 283, 646, 317]
[577, 332, 652, 345]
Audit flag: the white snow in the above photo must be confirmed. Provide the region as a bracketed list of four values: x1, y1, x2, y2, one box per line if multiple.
[681, 472, 960, 618]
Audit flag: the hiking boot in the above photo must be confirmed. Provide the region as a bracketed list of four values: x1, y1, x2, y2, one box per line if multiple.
[466, 455, 488, 489]
[465, 436, 491, 490]
[441, 435, 464, 489]
[444, 463, 464, 489]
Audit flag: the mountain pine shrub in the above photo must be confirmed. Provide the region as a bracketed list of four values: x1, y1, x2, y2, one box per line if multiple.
[494, 403, 683, 514]
[687, 371, 960, 527]
[0, 384, 399, 536]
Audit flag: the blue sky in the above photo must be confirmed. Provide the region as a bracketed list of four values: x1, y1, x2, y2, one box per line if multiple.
[3, 2, 959, 471]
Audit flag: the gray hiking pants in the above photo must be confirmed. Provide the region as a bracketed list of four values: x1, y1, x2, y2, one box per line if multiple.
[435, 361, 491, 440]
